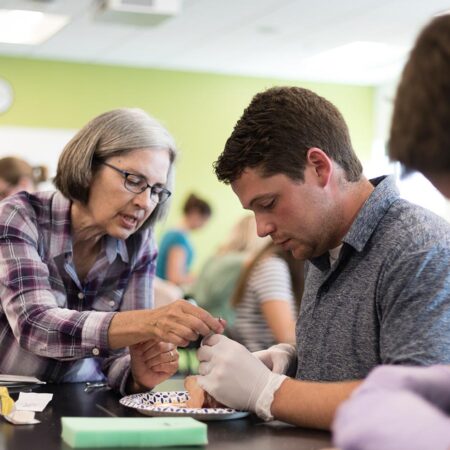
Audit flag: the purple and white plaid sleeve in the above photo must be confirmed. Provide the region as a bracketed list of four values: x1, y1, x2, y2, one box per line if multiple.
[0, 200, 115, 360]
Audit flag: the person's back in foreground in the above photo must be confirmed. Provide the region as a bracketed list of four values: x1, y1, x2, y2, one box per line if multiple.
[333, 14, 450, 450]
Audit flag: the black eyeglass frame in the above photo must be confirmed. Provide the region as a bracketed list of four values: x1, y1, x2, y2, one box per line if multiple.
[102, 161, 171, 204]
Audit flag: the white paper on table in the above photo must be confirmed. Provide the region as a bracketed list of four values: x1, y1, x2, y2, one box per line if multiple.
[5, 409, 40, 425]
[15, 393, 53, 412]
[0, 375, 45, 385]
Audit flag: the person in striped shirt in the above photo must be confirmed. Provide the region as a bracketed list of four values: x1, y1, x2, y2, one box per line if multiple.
[231, 241, 304, 352]
[0, 108, 223, 395]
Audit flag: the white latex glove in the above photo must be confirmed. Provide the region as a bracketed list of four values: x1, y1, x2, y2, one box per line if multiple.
[253, 343, 297, 374]
[196, 334, 287, 421]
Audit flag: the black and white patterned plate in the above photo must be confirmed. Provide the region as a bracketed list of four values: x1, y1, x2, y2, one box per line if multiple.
[120, 390, 249, 421]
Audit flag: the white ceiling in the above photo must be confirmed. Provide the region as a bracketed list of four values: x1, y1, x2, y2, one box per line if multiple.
[0, 0, 448, 85]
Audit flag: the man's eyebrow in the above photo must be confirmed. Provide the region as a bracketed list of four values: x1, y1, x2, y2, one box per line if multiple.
[248, 193, 273, 209]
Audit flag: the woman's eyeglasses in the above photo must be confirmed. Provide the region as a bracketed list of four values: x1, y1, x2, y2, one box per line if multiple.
[102, 162, 171, 205]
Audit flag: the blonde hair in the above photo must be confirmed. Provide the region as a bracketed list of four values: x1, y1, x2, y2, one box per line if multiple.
[231, 241, 304, 308]
[217, 215, 269, 255]
[54, 108, 177, 228]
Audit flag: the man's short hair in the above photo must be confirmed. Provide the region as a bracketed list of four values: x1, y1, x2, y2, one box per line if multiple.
[390, 15, 450, 174]
[214, 86, 362, 184]
[54, 108, 177, 229]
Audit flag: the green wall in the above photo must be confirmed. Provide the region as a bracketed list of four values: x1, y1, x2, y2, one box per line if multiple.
[0, 56, 374, 271]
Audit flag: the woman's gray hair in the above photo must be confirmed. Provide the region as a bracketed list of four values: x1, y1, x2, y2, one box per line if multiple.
[54, 108, 177, 229]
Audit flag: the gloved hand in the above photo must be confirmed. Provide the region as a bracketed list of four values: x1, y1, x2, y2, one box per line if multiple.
[253, 343, 297, 374]
[196, 334, 287, 420]
[333, 388, 450, 450]
[357, 365, 450, 411]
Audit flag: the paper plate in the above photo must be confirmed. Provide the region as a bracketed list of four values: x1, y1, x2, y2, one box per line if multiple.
[120, 390, 249, 421]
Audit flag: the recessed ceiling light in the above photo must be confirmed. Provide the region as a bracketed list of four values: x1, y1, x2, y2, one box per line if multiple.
[0, 9, 69, 45]
[305, 41, 408, 70]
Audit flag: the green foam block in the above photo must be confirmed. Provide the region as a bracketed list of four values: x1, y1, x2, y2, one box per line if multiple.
[61, 416, 208, 448]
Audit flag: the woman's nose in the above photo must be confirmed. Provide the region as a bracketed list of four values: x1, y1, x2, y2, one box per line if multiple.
[133, 188, 156, 210]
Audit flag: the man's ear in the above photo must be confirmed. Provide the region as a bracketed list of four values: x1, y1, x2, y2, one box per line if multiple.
[306, 147, 333, 187]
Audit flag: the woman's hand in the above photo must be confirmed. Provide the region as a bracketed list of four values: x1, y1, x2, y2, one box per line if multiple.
[127, 340, 179, 393]
[108, 300, 225, 349]
[146, 300, 225, 347]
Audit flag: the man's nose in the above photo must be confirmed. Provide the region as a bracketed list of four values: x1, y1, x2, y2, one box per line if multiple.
[255, 216, 275, 237]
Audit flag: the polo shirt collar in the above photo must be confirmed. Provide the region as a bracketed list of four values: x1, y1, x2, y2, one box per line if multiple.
[309, 175, 399, 271]
[343, 175, 399, 252]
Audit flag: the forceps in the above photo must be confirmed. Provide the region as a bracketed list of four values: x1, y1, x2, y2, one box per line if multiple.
[84, 382, 110, 393]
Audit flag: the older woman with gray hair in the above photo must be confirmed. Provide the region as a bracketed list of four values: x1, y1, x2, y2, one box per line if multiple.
[0, 108, 223, 394]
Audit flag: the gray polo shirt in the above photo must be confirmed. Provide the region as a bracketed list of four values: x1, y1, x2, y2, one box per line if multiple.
[296, 175, 450, 381]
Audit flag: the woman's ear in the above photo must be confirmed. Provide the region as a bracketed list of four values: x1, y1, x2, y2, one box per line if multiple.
[306, 147, 333, 187]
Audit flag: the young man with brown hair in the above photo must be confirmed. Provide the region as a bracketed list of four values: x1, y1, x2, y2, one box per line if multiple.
[196, 85, 450, 429]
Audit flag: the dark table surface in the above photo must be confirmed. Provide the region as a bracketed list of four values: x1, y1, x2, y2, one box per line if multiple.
[0, 383, 332, 450]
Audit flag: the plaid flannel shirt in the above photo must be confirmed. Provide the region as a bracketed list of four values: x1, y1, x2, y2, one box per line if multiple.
[0, 191, 157, 393]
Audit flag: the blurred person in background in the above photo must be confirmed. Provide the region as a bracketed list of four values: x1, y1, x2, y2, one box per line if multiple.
[231, 241, 304, 352]
[176, 214, 267, 376]
[156, 193, 212, 286]
[189, 214, 268, 328]
[333, 15, 450, 450]
[0, 156, 48, 200]
[0, 108, 223, 395]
